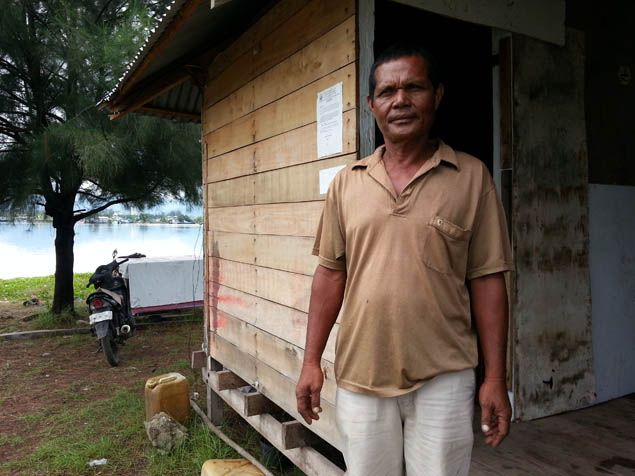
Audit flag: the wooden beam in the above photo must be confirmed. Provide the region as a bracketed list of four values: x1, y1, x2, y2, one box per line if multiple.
[244, 392, 280, 417]
[392, 0, 565, 45]
[137, 106, 201, 123]
[116, 64, 190, 107]
[281, 421, 320, 450]
[207, 357, 225, 425]
[109, 32, 228, 119]
[191, 350, 207, 369]
[210, 0, 233, 7]
[209, 333, 340, 447]
[206, 373, 344, 475]
[358, 0, 375, 158]
[191, 399, 274, 476]
[212, 369, 249, 391]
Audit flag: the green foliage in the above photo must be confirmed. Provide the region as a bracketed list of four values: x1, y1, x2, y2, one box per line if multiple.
[0, 273, 91, 303]
[0, 0, 201, 312]
[0, 0, 201, 215]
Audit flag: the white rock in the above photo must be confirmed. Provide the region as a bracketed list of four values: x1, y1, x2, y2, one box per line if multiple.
[144, 412, 188, 454]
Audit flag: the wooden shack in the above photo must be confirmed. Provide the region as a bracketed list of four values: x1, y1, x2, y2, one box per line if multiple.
[105, 0, 635, 473]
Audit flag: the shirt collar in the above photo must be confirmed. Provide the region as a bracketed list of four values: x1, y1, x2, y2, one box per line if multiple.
[352, 140, 460, 171]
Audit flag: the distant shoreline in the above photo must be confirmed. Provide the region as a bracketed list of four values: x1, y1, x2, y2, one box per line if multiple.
[0, 221, 202, 227]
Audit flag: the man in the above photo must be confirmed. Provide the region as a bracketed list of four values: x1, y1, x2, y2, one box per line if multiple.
[296, 44, 512, 476]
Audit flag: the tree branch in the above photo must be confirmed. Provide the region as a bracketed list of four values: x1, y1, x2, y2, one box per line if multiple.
[73, 196, 135, 222]
[46, 111, 65, 123]
[0, 88, 30, 108]
[77, 189, 111, 202]
[74, 181, 163, 223]
[95, 0, 116, 23]
[0, 116, 29, 133]
[0, 58, 30, 83]
[85, 178, 104, 190]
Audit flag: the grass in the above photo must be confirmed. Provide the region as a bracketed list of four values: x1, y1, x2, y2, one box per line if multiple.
[0, 434, 26, 447]
[0, 277, 305, 475]
[0, 273, 92, 304]
[0, 327, 301, 476]
[147, 419, 239, 475]
[0, 273, 91, 331]
[2, 387, 240, 476]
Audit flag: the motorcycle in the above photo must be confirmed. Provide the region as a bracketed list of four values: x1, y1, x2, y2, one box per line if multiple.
[86, 250, 145, 366]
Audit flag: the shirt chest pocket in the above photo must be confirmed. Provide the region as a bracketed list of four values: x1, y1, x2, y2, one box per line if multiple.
[423, 216, 471, 277]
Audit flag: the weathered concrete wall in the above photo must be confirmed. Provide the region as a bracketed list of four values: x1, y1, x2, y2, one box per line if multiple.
[588, 184, 635, 402]
[512, 29, 596, 420]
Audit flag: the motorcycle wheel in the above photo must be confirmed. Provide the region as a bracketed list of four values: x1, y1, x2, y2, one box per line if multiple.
[100, 327, 120, 367]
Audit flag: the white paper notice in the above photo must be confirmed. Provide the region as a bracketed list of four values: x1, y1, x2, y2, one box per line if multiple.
[317, 82, 343, 158]
[319, 165, 346, 195]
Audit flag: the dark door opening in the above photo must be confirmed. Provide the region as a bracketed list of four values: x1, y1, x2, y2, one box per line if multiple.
[374, 1, 494, 171]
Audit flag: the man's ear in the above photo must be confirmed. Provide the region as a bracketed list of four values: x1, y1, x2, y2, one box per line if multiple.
[366, 95, 374, 112]
[434, 83, 444, 110]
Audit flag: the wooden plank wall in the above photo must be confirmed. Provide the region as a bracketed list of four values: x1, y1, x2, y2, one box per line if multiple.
[203, 0, 357, 450]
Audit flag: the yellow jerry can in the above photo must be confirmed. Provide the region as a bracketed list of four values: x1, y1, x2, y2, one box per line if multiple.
[144, 372, 190, 424]
[201, 459, 265, 475]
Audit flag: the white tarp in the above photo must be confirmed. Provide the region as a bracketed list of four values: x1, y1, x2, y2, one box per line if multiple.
[121, 256, 203, 313]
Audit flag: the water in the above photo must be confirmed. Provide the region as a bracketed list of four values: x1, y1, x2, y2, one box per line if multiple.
[0, 222, 203, 279]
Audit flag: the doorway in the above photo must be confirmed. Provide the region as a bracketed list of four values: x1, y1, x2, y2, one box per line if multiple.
[373, 0, 494, 171]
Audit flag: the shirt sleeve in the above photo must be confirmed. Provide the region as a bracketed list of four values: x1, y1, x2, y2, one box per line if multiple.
[312, 176, 346, 271]
[466, 186, 513, 280]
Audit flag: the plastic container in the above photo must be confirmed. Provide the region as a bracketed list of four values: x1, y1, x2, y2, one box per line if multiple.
[201, 459, 264, 475]
[144, 372, 190, 424]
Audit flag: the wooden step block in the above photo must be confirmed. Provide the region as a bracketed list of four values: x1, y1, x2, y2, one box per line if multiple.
[281, 421, 320, 449]
[244, 392, 281, 417]
[212, 370, 249, 391]
[201, 459, 264, 475]
[191, 350, 207, 369]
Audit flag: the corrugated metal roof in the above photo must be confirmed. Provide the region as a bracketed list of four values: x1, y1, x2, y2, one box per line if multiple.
[102, 0, 190, 104]
[103, 0, 271, 121]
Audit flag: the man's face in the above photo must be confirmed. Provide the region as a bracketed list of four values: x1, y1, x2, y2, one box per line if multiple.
[367, 55, 444, 144]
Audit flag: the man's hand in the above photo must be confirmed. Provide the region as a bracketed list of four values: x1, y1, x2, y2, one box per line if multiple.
[479, 378, 511, 447]
[296, 363, 324, 424]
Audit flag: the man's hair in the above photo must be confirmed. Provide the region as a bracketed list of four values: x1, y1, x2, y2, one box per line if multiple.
[369, 44, 441, 98]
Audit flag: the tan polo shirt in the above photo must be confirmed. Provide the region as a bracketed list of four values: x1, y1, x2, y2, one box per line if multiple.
[313, 141, 512, 397]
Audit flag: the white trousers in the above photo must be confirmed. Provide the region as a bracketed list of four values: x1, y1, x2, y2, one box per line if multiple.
[336, 369, 475, 476]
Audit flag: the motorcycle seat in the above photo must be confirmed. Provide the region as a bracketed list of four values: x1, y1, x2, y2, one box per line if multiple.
[95, 287, 124, 306]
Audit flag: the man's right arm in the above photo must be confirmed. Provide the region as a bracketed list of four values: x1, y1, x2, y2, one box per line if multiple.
[296, 264, 346, 424]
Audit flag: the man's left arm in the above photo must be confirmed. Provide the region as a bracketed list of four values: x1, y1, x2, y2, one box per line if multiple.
[470, 272, 511, 447]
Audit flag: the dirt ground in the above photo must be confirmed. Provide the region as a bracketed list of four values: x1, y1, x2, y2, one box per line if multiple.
[0, 302, 42, 332]
[0, 309, 206, 475]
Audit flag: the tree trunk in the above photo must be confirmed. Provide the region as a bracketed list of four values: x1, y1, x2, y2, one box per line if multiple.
[52, 215, 76, 314]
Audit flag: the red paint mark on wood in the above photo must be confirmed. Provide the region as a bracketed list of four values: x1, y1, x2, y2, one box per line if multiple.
[216, 312, 227, 329]
[216, 294, 244, 305]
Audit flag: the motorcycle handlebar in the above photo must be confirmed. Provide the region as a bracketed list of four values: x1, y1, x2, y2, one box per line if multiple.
[118, 253, 146, 259]
[85, 253, 146, 288]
